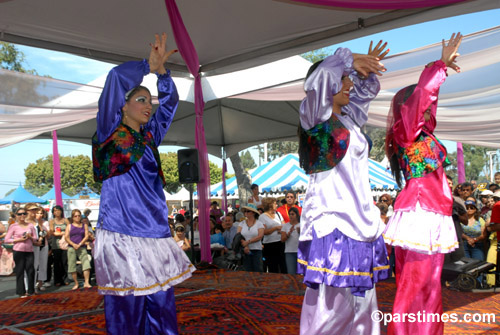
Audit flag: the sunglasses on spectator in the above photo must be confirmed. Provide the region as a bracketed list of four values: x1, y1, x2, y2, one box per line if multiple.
[176, 228, 185, 232]
[17, 212, 27, 216]
[466, 206, 476, 210]
[380, 199, 389, 202]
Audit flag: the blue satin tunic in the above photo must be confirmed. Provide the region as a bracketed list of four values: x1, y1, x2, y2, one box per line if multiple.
[95, 60, 179, 238]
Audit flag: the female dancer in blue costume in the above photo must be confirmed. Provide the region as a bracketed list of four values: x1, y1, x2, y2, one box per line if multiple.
[92, 33, 195, 334]
[297, 41, 390, 335]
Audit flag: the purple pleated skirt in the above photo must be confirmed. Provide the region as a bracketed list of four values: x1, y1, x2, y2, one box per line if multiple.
[297, 228, 390, 297]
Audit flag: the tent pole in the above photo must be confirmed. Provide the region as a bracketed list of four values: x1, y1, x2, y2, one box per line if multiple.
[52, 130, 63, 207]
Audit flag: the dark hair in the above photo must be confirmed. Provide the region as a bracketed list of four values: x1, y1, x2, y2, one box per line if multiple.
[461, 182, 473, 191]
[15, 207, 27, 215]
[214, 224, 223, 232]
[251, 184, 259, 190]
[125, 85, 151, 101]
[51, 205, 65, 218]
[376, 202, 389, 216]
[299, 60, 325, 172]
[388, 84, 417, 188]
[288, 207, 301, 222]
[175, 214, 185, 223]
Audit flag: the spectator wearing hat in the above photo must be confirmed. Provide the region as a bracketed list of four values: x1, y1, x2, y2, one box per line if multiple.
[486, 190, 500, 286]
[461, 200, 487, 261]
[237, 204, 264, 272]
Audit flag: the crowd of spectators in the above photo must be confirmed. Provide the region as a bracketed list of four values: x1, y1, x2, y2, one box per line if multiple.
[170, 188, 303, 274]
[0, 204, 94, 298]
[375, 172, 500, 289]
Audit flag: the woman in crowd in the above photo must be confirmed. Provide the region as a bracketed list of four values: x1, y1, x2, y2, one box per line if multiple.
[49, 205, 69, 286]
[210, 201, 224, 224]
[4, 207, 38, 297]
[92, 33, 193, 334]
[384, 33, 462, 335]
[237, 204, 264, 272]
[248, 184, 262, 210]
[0, 213, 15, 276]
[297, 40, 390, 335]
[260, 197, 285, 273]
[64, 209, 91, 290]
[34, 207, 50, 291]
[461, 200, 486, 261]
[281, 207, 300, 275]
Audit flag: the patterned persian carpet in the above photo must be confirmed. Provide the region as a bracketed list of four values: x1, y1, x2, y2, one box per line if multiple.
[0, 269, 499, 334]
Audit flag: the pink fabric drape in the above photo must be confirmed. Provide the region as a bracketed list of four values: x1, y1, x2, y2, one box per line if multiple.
[164, 0, 212, 263]
[51, 131, 63, 207]
[222, 160, 228, 215]
[457, 142, 465, 183]
[290, 0, 468, 10]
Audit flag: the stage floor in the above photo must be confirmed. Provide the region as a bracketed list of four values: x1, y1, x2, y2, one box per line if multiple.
[0, 269, 499, 334]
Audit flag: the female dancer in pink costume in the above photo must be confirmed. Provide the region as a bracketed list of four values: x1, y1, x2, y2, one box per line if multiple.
[384, 32, 462, 335]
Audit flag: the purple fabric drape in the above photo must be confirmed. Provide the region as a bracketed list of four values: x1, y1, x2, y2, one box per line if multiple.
[164, 0, 212, 263]
[222, 160, 228, 215]
[457, 142, 465, 183]
[289, 0, 468, 10]
[52, 130, 63, 207]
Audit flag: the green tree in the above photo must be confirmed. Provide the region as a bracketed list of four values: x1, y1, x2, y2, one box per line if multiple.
[266, 141, 299, 161]
[365, 126, 387, 162]
[446, 144, 496, 183]
[24, 155, 100, 196]
[160, 152, 182, 194]
[0, 42, 50, 107]
[0, 42, 37, 74]
[240, 150, 256, 171]
[301, 48, 330, 64]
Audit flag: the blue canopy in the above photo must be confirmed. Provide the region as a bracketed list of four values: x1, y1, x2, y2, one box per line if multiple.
[209, 154, 398, 197]
[40, 186, 75, 200]
[0, 183, 46, 204]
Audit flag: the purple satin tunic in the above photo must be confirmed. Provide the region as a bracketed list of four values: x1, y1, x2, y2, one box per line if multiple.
[95, 60, 179, 238]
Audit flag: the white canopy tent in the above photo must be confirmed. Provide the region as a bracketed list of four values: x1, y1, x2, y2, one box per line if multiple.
[1, 0, 497, 76]
[1, 26, 499, 154]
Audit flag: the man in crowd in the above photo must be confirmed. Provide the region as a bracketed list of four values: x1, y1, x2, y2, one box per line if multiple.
[486, 190, 500, 287]
[222, 215, 238, 250]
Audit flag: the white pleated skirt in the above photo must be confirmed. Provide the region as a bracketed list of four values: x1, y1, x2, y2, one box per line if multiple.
[383, 203, 458, 255]
[94, 229, 195, 296]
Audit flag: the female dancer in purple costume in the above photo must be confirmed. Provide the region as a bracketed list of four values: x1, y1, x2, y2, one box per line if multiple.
[297, 41, 390, 334]
[384, 33, 462, 335]
[92, 33, 194, 334]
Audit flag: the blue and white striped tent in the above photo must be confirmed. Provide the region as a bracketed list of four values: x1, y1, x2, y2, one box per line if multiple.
[210, 154, 397, 197]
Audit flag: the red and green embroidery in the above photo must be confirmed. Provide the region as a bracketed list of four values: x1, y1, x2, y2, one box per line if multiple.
[302, 115, 350, 174]
[398, 131, 449, 180]
[92, 123, 166, 186]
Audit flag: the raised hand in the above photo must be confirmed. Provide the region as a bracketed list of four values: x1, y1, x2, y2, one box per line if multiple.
[441, 32, 462, 73]
[352, 40, 388, 77]
[148, 33, 177, 74]
[369, 40, 390, 60]
[352, 53, 386, 77]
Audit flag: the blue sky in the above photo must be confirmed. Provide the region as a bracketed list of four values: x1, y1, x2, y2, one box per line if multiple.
[1, 8, 499, 198]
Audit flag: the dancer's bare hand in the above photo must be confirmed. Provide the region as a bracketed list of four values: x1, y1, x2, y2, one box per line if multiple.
[369, 40, 390, 60]
[352, 53, 386, 77]
[149, 33, 177, 74]
[441, 32, 462, 73]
